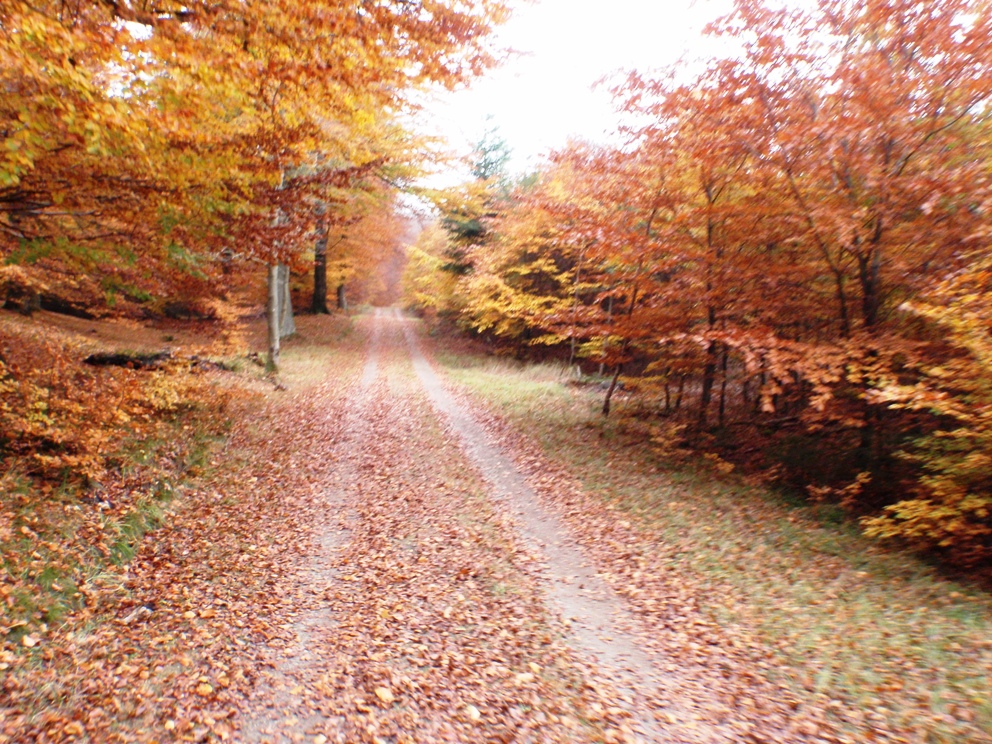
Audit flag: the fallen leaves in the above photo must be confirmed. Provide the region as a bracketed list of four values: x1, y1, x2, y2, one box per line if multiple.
[18, 310, 984, 744]
[62, 722, 84, 736]
[443, 342, 992, 743]
[234, 318, 605, 742]
[373, 686, 395, 705]
[0, 316, 367, 742]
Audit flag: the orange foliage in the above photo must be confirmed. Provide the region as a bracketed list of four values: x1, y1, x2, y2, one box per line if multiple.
[0, 314, 238, 654]
[864, 255, 992, 565]
[414, 0, 992, 566]
[0, 321, 229, 487]
[1, 0, 508, 312]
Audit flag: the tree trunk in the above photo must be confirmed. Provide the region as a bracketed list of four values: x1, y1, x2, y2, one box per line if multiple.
[85, 350, 172, 369]
[858, 248, 882, 330]
[599, 292, 614, 376]
[718, 344, 729, 426]
[602, 364, 623, 416]
[221, 247, 234, 276]
[699, 303, 718, 426]
[568, 245, 586, 369]
[19, 291, 40, 316]
[756, 369, 767, 414]
[278, 264, 295, 337]
[336, 283, 348, 311]
[699, 342, 717, 426]
[267, 263, 281, 373]
[311, 234, 329, 314]
[833, 268, 851, 338]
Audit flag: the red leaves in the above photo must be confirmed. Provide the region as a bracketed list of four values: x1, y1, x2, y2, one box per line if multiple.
[8, 308, 990, 743]
[404, 1, 992, 568]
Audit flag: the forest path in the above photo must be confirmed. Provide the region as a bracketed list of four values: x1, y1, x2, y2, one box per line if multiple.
[235, 309, 732, 743]
[397, 309, 735, 743]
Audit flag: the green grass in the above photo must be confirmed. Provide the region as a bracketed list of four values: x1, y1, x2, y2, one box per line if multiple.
[434, 346, 992, 743]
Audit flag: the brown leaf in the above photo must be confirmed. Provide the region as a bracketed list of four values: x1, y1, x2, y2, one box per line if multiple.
[373, 686, 395, 704]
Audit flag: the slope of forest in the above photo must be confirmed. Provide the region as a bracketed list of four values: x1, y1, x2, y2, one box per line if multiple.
[0, 309, 373, 741]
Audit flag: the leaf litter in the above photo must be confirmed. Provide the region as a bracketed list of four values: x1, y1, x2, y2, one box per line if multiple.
[237, 309, 609, 743]
[5, 309, 935, 744]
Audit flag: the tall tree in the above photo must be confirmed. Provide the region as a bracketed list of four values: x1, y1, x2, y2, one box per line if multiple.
[407, 0, 992, 563]
[1, 0, 510, 350]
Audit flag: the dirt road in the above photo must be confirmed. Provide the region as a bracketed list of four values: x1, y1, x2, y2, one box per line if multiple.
[235, 310, 740, 743]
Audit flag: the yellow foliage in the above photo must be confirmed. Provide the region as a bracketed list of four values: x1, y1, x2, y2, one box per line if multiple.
[402, 222, 469, 320]
[862, 254, 992, 565]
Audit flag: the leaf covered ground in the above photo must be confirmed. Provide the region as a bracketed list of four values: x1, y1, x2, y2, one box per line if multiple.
[3, 309, 991, 743]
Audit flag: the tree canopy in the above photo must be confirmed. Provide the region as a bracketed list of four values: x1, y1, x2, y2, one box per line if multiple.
[404, 0, 992, 567]
[1, 0, 509, 313]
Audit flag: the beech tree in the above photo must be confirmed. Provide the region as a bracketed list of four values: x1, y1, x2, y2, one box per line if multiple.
[1, 0, 509, 365]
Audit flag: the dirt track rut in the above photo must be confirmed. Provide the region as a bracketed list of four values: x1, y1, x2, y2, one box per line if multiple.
[235, 309, 733, 743]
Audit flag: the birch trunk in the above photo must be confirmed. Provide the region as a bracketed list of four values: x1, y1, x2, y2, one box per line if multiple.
[267, 263, 281, 372]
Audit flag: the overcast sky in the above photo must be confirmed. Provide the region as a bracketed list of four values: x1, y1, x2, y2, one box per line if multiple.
[418, 0, 736, 182]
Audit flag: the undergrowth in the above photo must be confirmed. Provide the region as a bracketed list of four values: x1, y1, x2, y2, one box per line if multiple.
[0, 310, 245, 642]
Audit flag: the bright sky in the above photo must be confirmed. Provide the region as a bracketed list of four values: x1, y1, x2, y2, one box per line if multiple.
[420, 0, 736, 182]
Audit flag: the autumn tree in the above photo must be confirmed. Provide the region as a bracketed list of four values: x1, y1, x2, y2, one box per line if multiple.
[404, 221, 464, 320]
[322, 189, 412, 310]
[1, 0, 509, 362]
[863, 253, 992, 565]
[459, 176, 579, 351]
[418, 0, 992, 565]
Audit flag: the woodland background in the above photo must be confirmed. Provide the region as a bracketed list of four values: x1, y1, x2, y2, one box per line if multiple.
[407, 0, 992, 571]
[2, 0, 992, 674]
[3, 0, 992, 739]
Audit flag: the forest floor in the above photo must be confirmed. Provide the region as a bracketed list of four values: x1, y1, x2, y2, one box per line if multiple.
[2, 308, 991, 743]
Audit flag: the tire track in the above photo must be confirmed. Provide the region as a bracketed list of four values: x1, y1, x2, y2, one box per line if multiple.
[237, 311, 603, 743]
[397, 308, 733, 744]
[237, 312, 383, 742]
